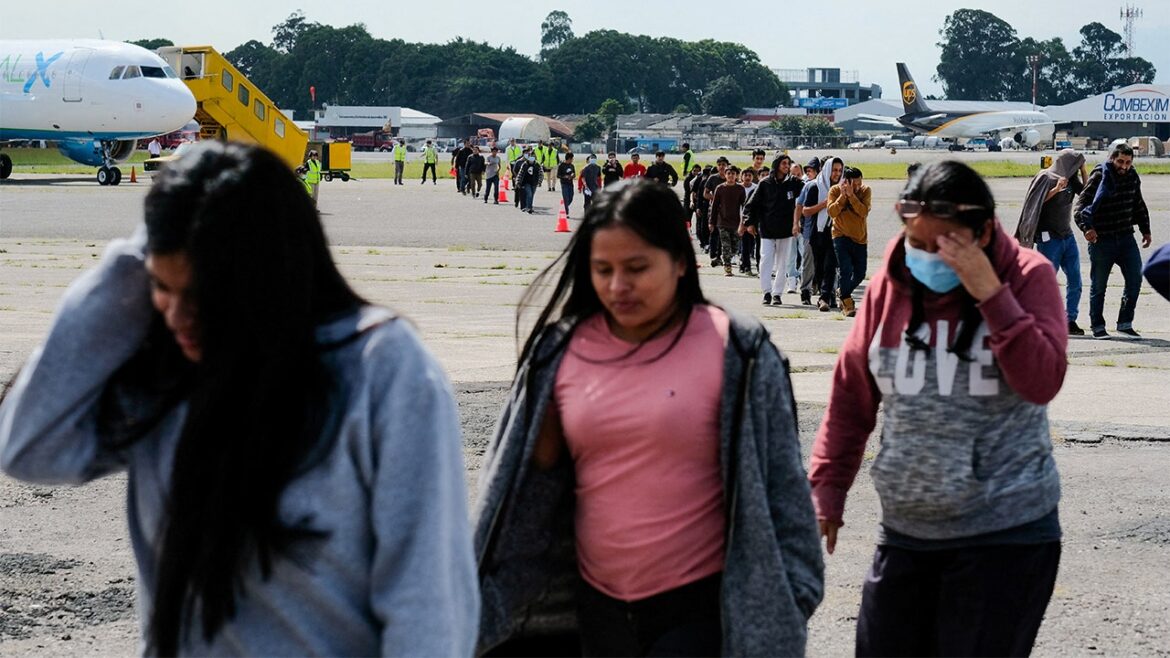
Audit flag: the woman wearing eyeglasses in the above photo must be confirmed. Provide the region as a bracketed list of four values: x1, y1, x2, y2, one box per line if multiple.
[810, 161, 1068, 656]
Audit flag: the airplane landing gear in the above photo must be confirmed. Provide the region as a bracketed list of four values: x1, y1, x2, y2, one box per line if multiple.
[97, 166, 122, 186]
[0, 153, 12, 179]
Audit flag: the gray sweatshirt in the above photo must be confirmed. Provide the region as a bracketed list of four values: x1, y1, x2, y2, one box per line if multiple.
[0, 232, 480, 656]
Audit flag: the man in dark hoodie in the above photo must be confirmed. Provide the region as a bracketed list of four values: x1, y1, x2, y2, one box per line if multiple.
[745, 155, 804, 305]
[1074, 143, 1152, 339]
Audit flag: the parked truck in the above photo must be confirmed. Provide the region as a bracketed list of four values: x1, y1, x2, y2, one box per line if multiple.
[350, 130, 397, 152]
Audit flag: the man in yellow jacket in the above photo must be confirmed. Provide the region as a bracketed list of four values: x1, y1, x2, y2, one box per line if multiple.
[826, 166, 871, 317]
[421, 140, 438, 184]
[393, 139, 407, 185]
[304, 150, 322, 204]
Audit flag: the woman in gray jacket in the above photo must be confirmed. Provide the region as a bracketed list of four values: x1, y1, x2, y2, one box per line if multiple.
[0, 142, 478, 656]
[473, 179, 823, 656]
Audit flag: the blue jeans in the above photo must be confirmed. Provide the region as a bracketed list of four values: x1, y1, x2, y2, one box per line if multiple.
[1035, 234, 1082, 323]
[833, 237, 868, 298]
[1087, 232, 1143, 331]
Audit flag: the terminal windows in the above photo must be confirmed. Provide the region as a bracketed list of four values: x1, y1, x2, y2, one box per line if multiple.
[109, 66, 125, 79]
[221, 69, 234, 92]
[254, 99, 265, 121]
[274, 118, 286, 138]
[237, 84, 250, 107]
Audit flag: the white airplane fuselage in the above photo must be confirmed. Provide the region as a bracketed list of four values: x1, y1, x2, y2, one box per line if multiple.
[0, 39, 195, 178]
[903, 110, 1055, 143]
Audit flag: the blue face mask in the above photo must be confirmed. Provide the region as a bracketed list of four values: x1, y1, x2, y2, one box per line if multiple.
[903, 239, 962, 293]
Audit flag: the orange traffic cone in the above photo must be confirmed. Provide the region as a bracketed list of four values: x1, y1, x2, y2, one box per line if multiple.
[555, 200, 570, 233]
[498, 184, 508, 203]
[503, 177, 511, 191]
[129, 166, 137, 183]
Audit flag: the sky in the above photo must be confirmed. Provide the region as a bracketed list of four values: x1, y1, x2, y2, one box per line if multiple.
[2, 0, 1167, 102]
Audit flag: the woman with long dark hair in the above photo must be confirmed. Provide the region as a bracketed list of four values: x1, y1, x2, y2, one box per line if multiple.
[473, 179, 823, 656]
[811, 161, 1067, 656]
[0, 142, 478, 655]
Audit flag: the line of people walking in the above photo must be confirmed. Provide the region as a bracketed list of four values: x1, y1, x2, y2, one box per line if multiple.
[5, 140, 1161, 656]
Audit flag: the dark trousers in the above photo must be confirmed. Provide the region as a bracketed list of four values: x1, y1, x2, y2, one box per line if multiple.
[833, 236, 868, 298]
[577, 574, 722, 657]
[739, 232, 755, 272]
[521, 184, 536, 211]
[857, 542, 1060, 658]
[1087, 232, 1143, 331]
[421, 162, 437, 182]
[393, 160, 404, 184]
[470, 172, 483, 196]
[562, 181, 575, 216]
[717, 227, 738, 272]
[484, 175, 499, 202]
[456, 165, 468, 193]
[696, 208, 710, 247]
[809, 228, 838, 302]
[583, 188, 596, 213]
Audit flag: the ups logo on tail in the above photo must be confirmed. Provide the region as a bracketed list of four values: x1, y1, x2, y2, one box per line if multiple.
[902, 81, 917, 106]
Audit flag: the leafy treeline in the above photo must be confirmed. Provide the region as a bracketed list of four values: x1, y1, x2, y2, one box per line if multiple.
[935, 9, 1156, 105]
[190, 11, 789, 120]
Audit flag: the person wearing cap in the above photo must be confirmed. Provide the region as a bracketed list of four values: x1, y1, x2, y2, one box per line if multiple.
[421, 140, 438, 184]
[624, 152, 647, 179]
[392, 140, 407, 185]
[828, 166, 871, 317]
[303, 149, 322, 204]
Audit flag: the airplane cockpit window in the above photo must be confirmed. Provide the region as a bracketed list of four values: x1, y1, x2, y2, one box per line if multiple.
[123, 66, 141, 79]
[141, 66, 167, 79]
[162, 65, 178, 79]
[109, 66, 125, 80]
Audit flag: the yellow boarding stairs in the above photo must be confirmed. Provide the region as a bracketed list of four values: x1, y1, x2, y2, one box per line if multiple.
[156, 46, 351, 181]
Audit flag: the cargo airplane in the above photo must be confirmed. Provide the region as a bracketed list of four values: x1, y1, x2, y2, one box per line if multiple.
[858, 63, 1056, 149]
[0, 39, 196, 185]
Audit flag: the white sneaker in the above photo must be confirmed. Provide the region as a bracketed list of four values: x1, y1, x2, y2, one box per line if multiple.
[785, 276, 798, 294]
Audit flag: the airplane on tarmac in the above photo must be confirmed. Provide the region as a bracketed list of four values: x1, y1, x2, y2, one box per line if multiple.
[0, 39, 196, 185]
[857, 63, 1056, 149]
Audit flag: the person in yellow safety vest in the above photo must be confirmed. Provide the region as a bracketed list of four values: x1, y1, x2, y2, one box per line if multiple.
[392, 140, 407, 186]
[506, 139, 522, 168]
[543, 143, 559, 191]
[421, 139, 438, 184]
[304, 150, 322, 204]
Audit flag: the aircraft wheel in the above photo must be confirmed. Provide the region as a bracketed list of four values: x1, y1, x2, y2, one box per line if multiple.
[97, 167, 111, 186]
[110, 167, 123, 186]
[0, 153, 12, 179]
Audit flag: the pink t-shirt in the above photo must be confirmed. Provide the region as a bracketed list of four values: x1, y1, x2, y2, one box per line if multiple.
[554, 304, 730, 601]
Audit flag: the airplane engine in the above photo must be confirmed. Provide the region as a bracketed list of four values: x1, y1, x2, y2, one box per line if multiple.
[1012, 129, 1043, 149]
[57, 139, 137, 167]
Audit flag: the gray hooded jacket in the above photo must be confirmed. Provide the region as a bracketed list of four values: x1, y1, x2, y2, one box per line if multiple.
[471, 309, 823, 656]
[0, 231, 480, 656]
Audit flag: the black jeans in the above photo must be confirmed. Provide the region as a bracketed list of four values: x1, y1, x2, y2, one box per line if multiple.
[421, 162, 436, 182]
[809, 228, 838, 302]
[1087, 231, 1144, 331]
[577, 573, 722, 657]
[857, 542, 1061, 657]
[484, 175, 499, 202]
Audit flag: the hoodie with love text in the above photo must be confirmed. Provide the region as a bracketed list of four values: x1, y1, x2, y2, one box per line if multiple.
[809, 222, 1067, 540]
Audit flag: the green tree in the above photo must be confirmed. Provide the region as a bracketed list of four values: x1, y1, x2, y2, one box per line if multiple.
[771, 116, 804, 134]
[672, 104, 691, 114]
[702, 76, 745, 117]
[935, 9, 1021, 100]
[273, 10, 317, 53]
[128, 38, 174, 51]
[1071, 22, 1156, 93]
[572, 115, 606, 142]
[1014, 37, 1078, 106]
[596, 98, 627, 129]
[540, 11, 574, 59]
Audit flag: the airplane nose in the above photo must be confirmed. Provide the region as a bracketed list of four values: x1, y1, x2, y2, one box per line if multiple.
[169, 81, 197, 123]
